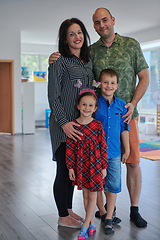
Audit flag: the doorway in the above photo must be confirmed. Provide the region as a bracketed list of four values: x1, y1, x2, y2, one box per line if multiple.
[0, 60, 14, 135]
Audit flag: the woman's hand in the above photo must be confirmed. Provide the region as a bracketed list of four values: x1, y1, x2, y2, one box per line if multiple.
[69, 169, 75, 181]
[62, 122, 83, 141]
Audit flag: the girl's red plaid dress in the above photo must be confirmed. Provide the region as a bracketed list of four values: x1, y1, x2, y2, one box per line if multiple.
[66, 119, 108, 192]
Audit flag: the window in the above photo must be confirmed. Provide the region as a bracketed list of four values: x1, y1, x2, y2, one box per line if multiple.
[137, 48, 159, 114]
[40, 56, 48, 72]
[21, 54, 48, 80]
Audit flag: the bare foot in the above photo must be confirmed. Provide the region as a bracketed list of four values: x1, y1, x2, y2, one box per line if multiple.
[68, 209, 84, 221]
[59, 215, 82, 227]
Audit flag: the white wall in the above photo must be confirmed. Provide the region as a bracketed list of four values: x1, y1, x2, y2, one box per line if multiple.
[126, 26, 160, 45]
[0, 29, 22, 134]
[21, 42, 58, 55]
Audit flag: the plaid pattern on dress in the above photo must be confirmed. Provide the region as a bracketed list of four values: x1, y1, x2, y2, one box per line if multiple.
[66, 119, 108, 192]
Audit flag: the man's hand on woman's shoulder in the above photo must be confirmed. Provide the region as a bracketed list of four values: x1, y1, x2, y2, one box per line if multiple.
[48, 52, 61, 65]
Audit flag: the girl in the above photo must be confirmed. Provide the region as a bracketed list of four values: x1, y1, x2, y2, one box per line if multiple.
[66, 89, 108, 239]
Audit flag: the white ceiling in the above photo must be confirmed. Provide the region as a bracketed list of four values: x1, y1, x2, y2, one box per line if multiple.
[0, 0, 160, 45]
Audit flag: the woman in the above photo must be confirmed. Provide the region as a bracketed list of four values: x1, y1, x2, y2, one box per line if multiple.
[48, 18, 94, 228]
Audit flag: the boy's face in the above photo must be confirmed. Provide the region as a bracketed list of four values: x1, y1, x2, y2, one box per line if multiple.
[99, 74, 118, 99]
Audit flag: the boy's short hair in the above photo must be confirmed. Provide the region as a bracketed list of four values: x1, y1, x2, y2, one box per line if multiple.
[99, 68, 119, 83]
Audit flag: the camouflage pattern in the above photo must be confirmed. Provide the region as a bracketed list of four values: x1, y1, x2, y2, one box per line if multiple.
[89, 33, 148, 120]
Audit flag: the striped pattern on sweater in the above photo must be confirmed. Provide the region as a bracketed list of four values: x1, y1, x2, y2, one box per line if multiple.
[48, 55, 94, 160]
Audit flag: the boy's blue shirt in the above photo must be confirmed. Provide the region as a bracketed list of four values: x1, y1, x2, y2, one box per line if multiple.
[95, 94, 129, 159]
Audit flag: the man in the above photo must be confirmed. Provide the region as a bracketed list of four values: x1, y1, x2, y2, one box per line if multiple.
[49, 8, 149, 228]
[90, 8, 149, 229]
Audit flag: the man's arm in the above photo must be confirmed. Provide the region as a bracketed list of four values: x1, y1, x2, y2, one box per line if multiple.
[131, 68, 149, 108]
[122, 68, 149, 123]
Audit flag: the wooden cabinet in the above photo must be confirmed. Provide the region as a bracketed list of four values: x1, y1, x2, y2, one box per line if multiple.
[0, 60, 14, 134]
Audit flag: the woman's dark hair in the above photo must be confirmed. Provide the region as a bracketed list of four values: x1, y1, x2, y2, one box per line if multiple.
[77, 92, 98, 107]
[99, 68, 119, 83]
[58, 18, 90, 62]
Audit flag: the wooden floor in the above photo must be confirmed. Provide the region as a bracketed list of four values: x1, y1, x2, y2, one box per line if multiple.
[0, 128, 160, 240]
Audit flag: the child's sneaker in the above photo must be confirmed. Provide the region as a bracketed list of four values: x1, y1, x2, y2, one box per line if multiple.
[105, 219, 114, 235]
[88, 222, 96, 236]
[112, 216, 121, 225]
[78, 226, 88, 240]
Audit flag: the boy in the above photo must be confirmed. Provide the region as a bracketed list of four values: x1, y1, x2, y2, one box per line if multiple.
[94, 68, 130, 235]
